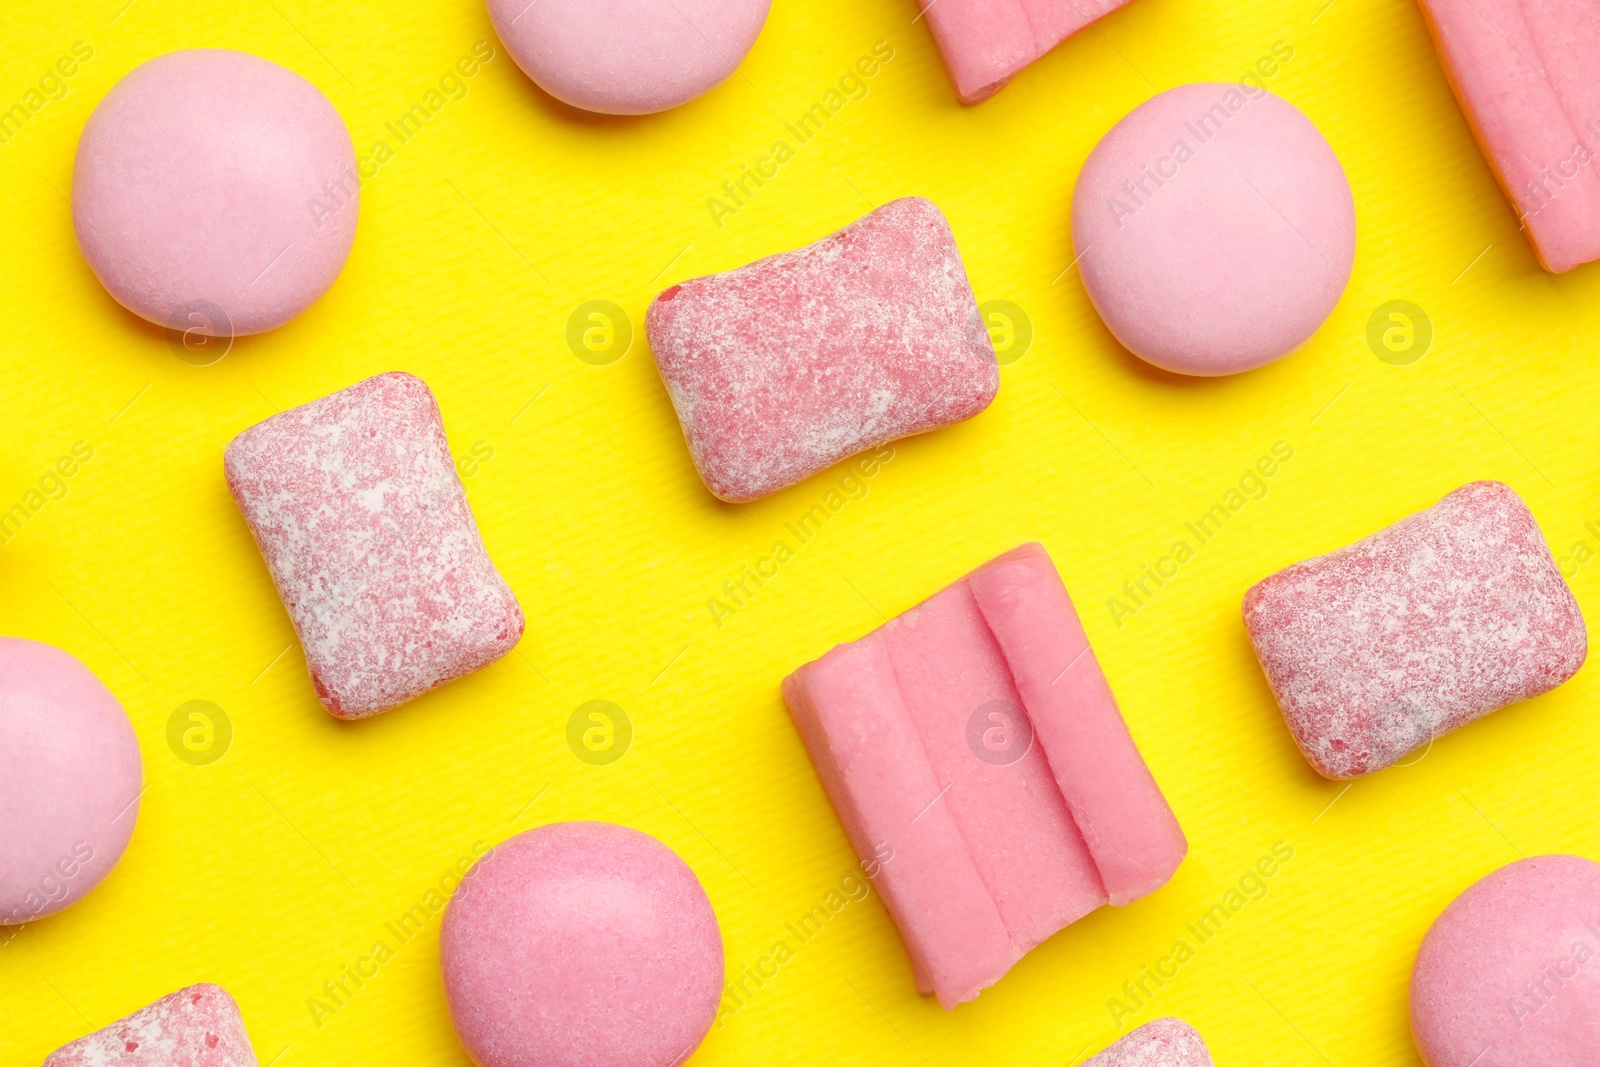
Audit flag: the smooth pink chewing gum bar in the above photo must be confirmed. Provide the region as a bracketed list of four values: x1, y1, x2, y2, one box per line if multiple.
[45, 983, 259, 1066]
[1244, 481, 1586, 779]
[783, 543, 1186, 1007]
[916, 0, 1135, 104]
[647, 197, 998, 503]
[226, 372, 524, 719]
[1085, 1018, 1214, 1066]
[1416, 0, 1600, 272]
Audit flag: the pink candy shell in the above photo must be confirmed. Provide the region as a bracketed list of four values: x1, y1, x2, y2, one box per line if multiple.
[1085, 1017, 1214, 1066]
[487, 0, 770, 116]
[0, 637, 142, 926]
[1072, 83, 1354, 375]
[440, 822, 724, 1067]
[73, 49, 357, 336]
[1411, 855, 1600, 1066]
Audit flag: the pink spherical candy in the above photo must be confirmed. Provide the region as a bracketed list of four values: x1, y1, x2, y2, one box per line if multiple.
[1244, 481, 1586, 779]
[916, 0, 1136, 104]
[1072, 82, 1355, 375]
[488, 0, 770, 115]
[73, 49, 357, 337]
[647, 197, 998, 502]
[1, 638, 141, 927]
[1085, 1018, 1214, 1066]
[440, 822, 724, 1067]
[225, 372, 523, 718]
[45, 983, 259, 1066]
[1411, 855, 1600, 1066]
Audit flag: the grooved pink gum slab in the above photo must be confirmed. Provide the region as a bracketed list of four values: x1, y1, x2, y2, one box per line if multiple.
[1243, 481, 1586, 779]
[1416, 0, 1600, 272]
[647, 197, 998, 502]
[1411, 855, 1600, 1066]
[1085, 1018, 1214, 1066]
[916, 0, 1134, 104]
[487, 0, 771, 115]
[73, 49, 357, 336]
[783, 543, 1185, 1007]
[440, 823, 723, 1067]
[0, 638, 142, 926]
[225, 372, 524, 719]
[44, 983, 259, 1066]
[1072, 83, 1355, 376]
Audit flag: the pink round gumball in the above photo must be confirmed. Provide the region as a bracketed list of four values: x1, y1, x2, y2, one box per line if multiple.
[1411, 855, 1600, 1066]
[487, 0, 770, 115]
[0, 638, 143, 926]
[1071, 82, 1355, 376]
[73, 49, 358, 338]
[440, 822, 724, 1067]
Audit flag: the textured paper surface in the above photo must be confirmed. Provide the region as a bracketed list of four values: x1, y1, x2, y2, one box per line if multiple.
[4, 0, 1600, 1063]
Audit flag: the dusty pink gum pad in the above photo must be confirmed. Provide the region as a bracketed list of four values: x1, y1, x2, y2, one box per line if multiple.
[440, 822, 723, 1067]
[916, 0, 1135, 104]
[1411, 855, 1600, 1066]
[225, 372, 523, 719]
[1243, 481, 1586, 779]
[1072, 82, 1354, 376]
[73, 49, 357, 336]
[1416, 0, 1600, 272]
[1086, 1018, 1214, 1066]
[646, 196, 998, 503]
[487, 0, 771, 116]
[0, 637, 142, 927]
[783, 543, 1186, 1008]
[44, 983, 259, 1066]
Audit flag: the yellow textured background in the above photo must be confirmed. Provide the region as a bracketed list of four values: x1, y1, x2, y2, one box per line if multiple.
[4, 0, 1600, 1061]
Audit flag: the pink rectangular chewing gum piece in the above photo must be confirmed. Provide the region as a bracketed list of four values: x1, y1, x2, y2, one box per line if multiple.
[646, 197, 998, 503]
[1085, 1018, 1214, 1066]
[917, 0, 1135, 104]
[45, 983, 260, 1066]
[225, 372, 524, 719]
[1243, 481, 1586, 779]
[783, 543, 1185, 1008]
[1416, 0, 1600, 271]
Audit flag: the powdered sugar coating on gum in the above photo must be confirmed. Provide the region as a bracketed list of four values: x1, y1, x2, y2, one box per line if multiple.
[225, 372, 524, 719]
[1243, 481, 1586, 779]
[646, 197, 998, 502]
[1084, 1018, 1214, 1066]
[44, 983, 259, 1066]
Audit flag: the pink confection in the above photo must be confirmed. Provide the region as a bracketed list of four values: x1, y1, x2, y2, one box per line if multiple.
[488, 0, 770, 115]
[1417, 0, 1600, 272]
[1072, 82, 1354, 376]
[225, 372, 523, 719]
[1, 638, 142, 927]
[647, 197, 998, 502]
[44, 983, 259, 1066]
[783, 543, 1186, 1008]
[440, 822, 723, 1067]
[1085, 1018, 1215, 1066]
[916, 0, 1135, 104]
[73, 50, 357, 336]
[1244, 481, 1586, 779]
[1411, 855, 1600, 1066]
